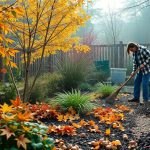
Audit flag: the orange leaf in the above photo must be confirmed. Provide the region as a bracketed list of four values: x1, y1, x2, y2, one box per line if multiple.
[15, 134, 31, 150]
[68, 107, 76, 115]
[0, 68, 7, 74]
[47, 125, 57, 134]
[79, 119, 87, 126]
[14, 7, 23, 14]
[61, 126, 76, 136]
[11, 96, 22, 107]
[88, 120, 95, 126]
[17, 112, 32, 122]
[9, 61, 18, 68]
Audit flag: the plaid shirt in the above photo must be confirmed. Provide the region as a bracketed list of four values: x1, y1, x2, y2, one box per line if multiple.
[132, 45, 150, 74]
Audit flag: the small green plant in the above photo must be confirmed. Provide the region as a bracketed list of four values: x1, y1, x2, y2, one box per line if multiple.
[96, 83, 117, 98]
[47, 72, 63, 96]
[52, 90, 95, 114]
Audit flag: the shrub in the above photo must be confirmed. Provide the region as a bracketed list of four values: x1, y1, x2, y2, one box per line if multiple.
[47, 72, 63, 96]
[0, 83, 16, 104]
[4, 67, 22, 82]
[58, 55, 90, 91]
[86, 67, 110, 85]
[30, 82, 48, 103]
[78, 82, 93, 92]
[95, 83, 117, 98]
[0, 99, 55, 150]
[52, 90, 95, 114]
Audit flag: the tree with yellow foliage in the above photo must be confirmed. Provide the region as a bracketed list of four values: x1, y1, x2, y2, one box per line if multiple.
[0, 1, 21, 97]
[6, 0, 91, 102]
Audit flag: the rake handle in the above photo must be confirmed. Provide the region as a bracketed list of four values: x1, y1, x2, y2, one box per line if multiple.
[117, 67, 141, 91]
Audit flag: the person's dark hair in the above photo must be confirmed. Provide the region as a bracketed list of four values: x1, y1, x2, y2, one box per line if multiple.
[127, 42, 138, 54]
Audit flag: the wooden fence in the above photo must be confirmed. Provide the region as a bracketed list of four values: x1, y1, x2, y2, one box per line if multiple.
[12, 42, 150, 77]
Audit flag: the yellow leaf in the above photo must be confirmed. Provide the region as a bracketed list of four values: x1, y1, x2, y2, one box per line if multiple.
[72, 123, 81, 129]
[111, 140, 122, 146]
[22, 126, 31, 132]
[63, 114, 69, 122]
[5, 38, 14, 44]
[105, 128, 111, 136]
[57, 115, 63, 122]
[2, 114, 16, 122]
[0, 103, 13, 113]
[10, 61, 18, 68]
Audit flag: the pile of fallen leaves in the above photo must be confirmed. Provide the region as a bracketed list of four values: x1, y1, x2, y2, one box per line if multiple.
[0, 97, 55, 150]
[28, 100, 135, 150]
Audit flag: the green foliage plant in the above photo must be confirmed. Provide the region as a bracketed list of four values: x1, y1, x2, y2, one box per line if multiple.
[78, 82, 93, 92]
[58, 54, 90, 91]
[95, 83, 117, 98]
[0, 83, 16, 104]
[52, 90, 95, 114]
[47, 72, 63, 96]
[0, 99, 55, 150]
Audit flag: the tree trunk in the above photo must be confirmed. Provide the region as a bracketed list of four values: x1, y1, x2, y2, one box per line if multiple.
[0, 56, 4, 83]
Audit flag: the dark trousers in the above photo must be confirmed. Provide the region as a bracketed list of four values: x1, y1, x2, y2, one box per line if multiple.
[134, 71, 150, 101]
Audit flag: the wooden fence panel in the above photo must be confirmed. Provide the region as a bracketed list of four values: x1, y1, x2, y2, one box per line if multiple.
[11, 43, 150, 78]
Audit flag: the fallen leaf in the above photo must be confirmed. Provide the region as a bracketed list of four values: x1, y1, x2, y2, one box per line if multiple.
[105, 128, 111, 136]
[0, 127, 15, 139]
[15, 134, 31, 150]
[0, 103, 13, 113]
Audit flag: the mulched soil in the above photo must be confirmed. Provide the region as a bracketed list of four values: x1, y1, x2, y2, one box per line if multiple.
[43, 94, 150, 150]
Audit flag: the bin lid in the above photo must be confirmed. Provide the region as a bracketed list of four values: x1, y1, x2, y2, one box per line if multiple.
[110, 68, 127, 71]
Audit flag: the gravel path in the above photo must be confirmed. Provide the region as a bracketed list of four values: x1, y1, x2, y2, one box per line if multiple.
[118, 94, 150, 150]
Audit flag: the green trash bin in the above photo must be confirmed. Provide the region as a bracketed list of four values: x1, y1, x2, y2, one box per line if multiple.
[94, 60, 110, 74]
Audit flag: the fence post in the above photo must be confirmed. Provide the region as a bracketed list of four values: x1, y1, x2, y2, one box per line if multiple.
[119, 41, 124, 68]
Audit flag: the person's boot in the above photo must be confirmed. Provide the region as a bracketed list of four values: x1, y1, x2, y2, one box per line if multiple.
[128, 98, 139, 103]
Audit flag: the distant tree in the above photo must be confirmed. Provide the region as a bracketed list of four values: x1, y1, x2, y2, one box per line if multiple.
[102, 7, 123, 44]
[81, 27, 97, 45]
[119, 0, 150, 43]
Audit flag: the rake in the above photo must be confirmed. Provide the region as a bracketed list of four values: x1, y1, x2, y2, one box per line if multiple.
[105, 67, 141, 104]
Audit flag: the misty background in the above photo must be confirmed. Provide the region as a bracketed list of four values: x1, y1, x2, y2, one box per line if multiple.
[79, 0, 150, 45]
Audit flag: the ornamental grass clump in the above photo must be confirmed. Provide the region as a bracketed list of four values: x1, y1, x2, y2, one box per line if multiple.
[53, 90, 95, 114]
[96, 83, 117, 98]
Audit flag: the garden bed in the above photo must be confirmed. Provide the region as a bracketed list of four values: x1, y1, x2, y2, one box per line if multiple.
[42, 94, 150, 150]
